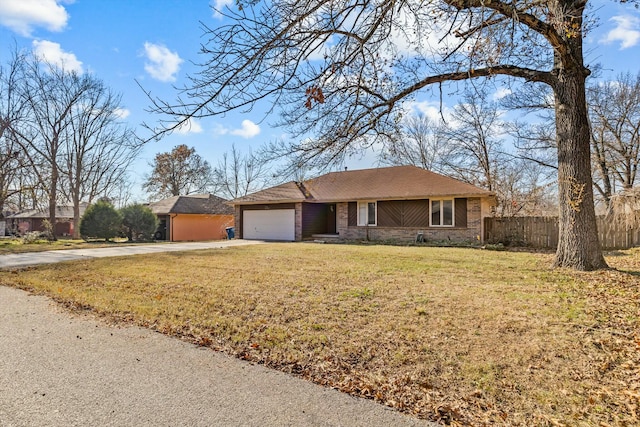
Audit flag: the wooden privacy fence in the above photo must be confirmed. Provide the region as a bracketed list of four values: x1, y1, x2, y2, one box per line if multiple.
[484, 216, 640, 250]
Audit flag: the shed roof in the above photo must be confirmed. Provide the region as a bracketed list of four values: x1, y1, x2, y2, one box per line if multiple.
[149, 194, 234, 215]
[231, 165, 494, 204]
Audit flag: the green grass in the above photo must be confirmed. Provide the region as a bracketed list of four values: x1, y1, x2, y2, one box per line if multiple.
[2, 243, 639, 426]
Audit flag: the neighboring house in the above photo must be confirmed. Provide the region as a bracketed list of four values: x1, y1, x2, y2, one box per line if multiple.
[148, 194, 234, 242]
[230, 165, 496, 243]
[6, 203, 88, 237]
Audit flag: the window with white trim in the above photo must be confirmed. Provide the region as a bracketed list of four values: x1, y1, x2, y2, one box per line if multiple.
[430, 199, 454, 227]
[357, 201, 377, 226]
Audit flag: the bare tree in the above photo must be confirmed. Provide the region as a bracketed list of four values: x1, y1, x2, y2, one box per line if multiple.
[607, 187, 640, 229]
[442, 91, 557, 216]
[60, 82, 141, 238]
[505, 73, 640, 211]
[143, 144, 214, 200]
[0, 50, 30, 219]
[144, 0, 623, 270]
[440, 91, 505, 192]
[384, 93, 555, 216]
[9, 56, 97, 239]
[502, 82, 559, 171]
[213, 144, 269, 199]
[493, 159, 558, 217]
[588, 72, 640, 205]
[4, 49, 141, 237]
[379, 114, 452, 172]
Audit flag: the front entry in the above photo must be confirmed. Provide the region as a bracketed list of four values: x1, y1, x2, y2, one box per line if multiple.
[326, 204, 336, 234]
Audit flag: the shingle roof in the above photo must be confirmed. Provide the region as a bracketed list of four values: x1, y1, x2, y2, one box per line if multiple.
[231, 165, 494, 204]
[148, 194, 234, 215]
[228, 181, 306, 204]
[7, 204, 87, 219]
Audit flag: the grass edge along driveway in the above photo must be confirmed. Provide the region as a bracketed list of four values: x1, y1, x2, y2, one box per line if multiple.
[3, 243, 639, 426]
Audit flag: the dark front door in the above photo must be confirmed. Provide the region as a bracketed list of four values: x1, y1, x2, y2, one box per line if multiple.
[326, 204, 337, 234]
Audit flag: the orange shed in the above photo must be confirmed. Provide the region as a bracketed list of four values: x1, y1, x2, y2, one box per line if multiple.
[149, 194, 234, 242]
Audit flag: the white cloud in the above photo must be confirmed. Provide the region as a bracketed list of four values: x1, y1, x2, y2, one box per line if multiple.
[210, 0, 233, 18]
[113, 108, 130, 119]
[215, 120, 261, 139]
[32, 39, 83, 73]
[602, 15, 640, 49]
[143, 42, 183, 82]
[405, 100, 452, 123]
[230, 120, 261, 138]
[492, 87, 512, 100]
[175, 117, 203, 135]
[0, 0, 70, 36]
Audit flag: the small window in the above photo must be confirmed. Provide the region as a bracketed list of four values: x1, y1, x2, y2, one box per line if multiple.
[430, 199, 454, 227]
[357, 201, 377, 226]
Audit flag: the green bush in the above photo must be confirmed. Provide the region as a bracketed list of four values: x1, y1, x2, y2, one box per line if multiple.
[80, 200, 122, 241]
[120, 204, 158, 242]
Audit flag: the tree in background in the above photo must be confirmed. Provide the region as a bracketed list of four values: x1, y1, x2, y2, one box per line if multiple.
[588, 72, 640, 206]
[0, 50, 28, 219]
[379, 114, 452, 172]
[79, 200, 122, 241]
[382, 91, 555, 216]
[145, 0, 625, 270]
[60, 78, 141, 238]
[442, 91, 505, 193]
[492, 159, 558, 217]
[120, 204, 158, 242]
[6, 50, 139, 238]
[213, 144, 269, 199]
[10, 56, 93, 239]
[143, 144, 214, 200]
[504, 72, 640, 212]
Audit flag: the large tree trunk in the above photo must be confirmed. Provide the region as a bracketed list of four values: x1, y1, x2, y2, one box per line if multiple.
[72, 195, 81, 239]
[48, 166, 58, 241]
[553, 68, 607, 270]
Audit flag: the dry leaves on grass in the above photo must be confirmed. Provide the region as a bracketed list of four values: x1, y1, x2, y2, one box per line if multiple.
[3, 244, 640, 426]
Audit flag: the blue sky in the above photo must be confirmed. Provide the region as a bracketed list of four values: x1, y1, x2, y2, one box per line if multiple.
[1, 0, 639, 201]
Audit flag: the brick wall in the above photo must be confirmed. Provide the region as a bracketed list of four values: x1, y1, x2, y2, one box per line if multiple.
[234, 206, 242, 239]
[295, 202, 302, 241]
[335, 198, 484, 243]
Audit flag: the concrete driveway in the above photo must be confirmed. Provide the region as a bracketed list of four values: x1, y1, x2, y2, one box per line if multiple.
[0, 239, 262, 269]
[0, 242, 439, 426]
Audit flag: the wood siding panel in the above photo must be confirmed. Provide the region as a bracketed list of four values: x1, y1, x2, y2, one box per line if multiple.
[348, 202, 357, 226]
[455, 198, 467, 228]
[403, 200, 429, 227]
[378, 200, 428, 227]
[378, 201, 402, 227]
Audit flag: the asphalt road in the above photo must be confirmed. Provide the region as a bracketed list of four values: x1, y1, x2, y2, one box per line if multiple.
[0, 242, 439, 427]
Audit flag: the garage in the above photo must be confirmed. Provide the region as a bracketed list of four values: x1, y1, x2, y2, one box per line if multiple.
[243, 209, 295, 241]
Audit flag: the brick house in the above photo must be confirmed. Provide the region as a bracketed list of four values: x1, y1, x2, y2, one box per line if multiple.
[6, 204, 88, 237]
[229, 165, 496, 243]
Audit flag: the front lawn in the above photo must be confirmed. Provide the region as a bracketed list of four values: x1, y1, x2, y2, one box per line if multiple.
[3, 243, 638, 426]
[0, 237, 156, 254]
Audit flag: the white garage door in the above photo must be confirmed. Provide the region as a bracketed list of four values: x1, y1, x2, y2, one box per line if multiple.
[243, 209, 295, 241]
